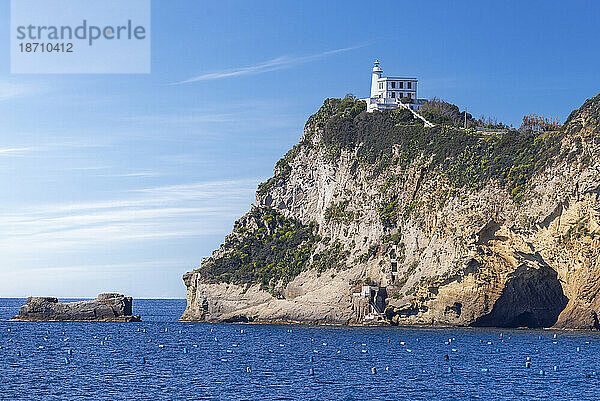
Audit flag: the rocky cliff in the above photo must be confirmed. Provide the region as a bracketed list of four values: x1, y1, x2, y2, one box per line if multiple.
[14, 293, 141, 322]
[181, 94, 600, 329]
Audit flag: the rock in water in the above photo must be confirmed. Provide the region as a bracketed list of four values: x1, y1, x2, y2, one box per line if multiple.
[14, 293, 141, 322]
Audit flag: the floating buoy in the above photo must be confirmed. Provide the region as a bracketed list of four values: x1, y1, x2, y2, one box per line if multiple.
[500, 333, 503, 338]
[183, 348, 188, 354]
[214, 337, 218, 342]
[337, 350, 341, 354]
[137, 328, 141, 332]
[538, 335, 542, 340]
[143, 329, 146, 333]
[539, 369, 545, 375]
[308, 368, 314, 376]
[210, 328, 214, 333]
[240, 329, 244, 334]
[448, 367, 453, 373]
[100, 341, 104, 346]
[371, 367, 377, 374]
[7, 328, 10, 333]
[164, 328, 168, 333]
[64, 357, 70, 364]
[67, 349, 72, 355]
[178, 330, 182, 334]
[148, 339, 152, 343]
[385, 366, 389, 371]
[387, 339, 390, 343]
[246, 366, 252, 373]
[577, 347, 581, 352]
[141, 357, 145, 364]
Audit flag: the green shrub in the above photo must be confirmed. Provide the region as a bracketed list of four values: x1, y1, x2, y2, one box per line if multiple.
[197, 207, 318, 294]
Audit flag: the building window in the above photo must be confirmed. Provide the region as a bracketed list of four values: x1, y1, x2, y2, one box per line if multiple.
[391, 82, 396, 89]
[399, 92, 404, 98]
[391, 92, 395, 98]
[379, 82, 383, 89]
[399, 82, 403, 88]
[407, 93, 412, 99]
[408, 82, 412, 89]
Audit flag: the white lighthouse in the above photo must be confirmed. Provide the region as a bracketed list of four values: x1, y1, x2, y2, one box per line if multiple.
[371, 60, 383, 98]
[363, 60, 426, 112]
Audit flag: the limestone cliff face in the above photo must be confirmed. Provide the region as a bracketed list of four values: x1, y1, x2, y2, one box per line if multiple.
[181, 94, 600, 329]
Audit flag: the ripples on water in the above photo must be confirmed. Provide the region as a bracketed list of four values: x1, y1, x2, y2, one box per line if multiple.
[0, 298, 599, 400]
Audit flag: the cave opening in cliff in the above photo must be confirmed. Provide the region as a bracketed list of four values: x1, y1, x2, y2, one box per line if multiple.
[471, 264, 568, 328]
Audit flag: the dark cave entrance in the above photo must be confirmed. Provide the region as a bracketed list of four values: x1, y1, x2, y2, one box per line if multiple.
[471, 264, 568, 328]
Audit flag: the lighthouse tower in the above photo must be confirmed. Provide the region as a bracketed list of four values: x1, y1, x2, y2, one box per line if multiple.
[362, 60, 425, 112]
[370, 60, 383, 98]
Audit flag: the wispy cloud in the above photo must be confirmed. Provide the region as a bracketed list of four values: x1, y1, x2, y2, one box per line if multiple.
[176, 45, 364, 84]
[0, 178, 260, 254]
[0, 81, 35, 102]
[95, 171, 161, 178]
[0, 146, 37, 155]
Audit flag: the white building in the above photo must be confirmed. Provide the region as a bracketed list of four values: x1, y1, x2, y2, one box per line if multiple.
[362, 60, 427, 112]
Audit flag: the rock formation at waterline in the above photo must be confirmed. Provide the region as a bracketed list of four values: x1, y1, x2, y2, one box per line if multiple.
[181, 94, 600, 329]
[14, 293, 141, 322]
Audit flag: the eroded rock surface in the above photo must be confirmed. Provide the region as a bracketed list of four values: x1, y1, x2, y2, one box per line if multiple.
[181, 94, 600, 329]
[14, 293, 141, 322]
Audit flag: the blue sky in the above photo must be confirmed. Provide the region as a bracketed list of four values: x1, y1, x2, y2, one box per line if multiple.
[0, 0, 599, 298]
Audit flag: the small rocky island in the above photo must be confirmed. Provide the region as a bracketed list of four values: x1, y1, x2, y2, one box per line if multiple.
[13, 293, 141, 322]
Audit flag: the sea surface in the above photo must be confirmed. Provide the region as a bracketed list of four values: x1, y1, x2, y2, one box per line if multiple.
[0, 298, 599, 400]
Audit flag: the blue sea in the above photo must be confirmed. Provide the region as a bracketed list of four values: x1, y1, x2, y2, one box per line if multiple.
[1, 298, 599, 400]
